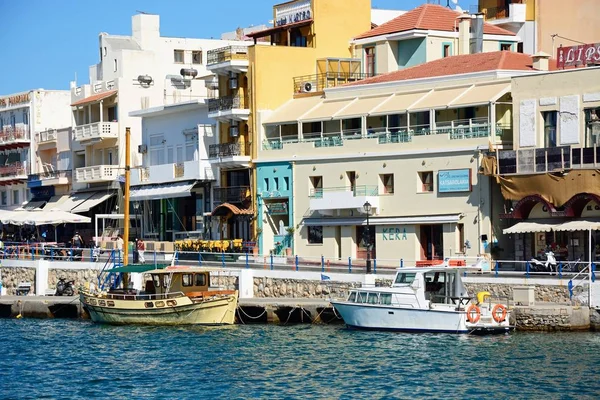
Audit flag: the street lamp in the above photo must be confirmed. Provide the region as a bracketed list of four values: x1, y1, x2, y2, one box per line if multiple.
[133, 202, 140, 238]
[363, 201, 372, 274]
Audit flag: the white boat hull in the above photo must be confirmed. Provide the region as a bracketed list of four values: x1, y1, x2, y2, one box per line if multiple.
[331, 301, 511, 334]
[81, 291, 238, 326]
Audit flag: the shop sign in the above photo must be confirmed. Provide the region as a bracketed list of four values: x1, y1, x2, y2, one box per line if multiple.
[266, 201, 288, 215]
[275, 0, 311, 27]
[557, 43, 600, 68]
[0, 93, 30, 108]
[30, 185, 55, 199]
[382, 227, 407, 241]
[438, 169, 472, 193]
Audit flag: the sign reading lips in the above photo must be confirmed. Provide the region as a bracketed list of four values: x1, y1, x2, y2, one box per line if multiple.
[557, 43, 600, 68]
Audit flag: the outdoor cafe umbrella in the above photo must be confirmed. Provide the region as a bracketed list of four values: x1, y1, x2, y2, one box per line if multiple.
[0, 209, 91, 241]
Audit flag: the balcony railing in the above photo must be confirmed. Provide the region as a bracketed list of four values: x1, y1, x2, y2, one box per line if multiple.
[75, 165, 119, 183]
[209, 143, 243, 158]
[208, 96, 246, 113]
[28, 170, 71, 181]
[74, 121, 118, 142]
[207, 46, 249, 65]
[0, 126, 29, 145]
[35, 129, 57, 144]
[0, 162, 28, 178]
[293, 72, 374, 94]
[309, 185, 378, 199]
[497, 146, 600, 175]
[213, 186, 251, 204]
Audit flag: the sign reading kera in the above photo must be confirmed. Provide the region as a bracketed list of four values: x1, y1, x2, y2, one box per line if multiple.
[557, 43, 600, 68]
[0, 92, 31, 108]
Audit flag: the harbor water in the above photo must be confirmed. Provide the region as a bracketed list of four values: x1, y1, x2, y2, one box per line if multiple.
[1, 320, 599, 399]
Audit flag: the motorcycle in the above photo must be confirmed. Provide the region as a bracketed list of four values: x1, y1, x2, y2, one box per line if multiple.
[530, 251, 557, 274]
[55, 277, 75, 296]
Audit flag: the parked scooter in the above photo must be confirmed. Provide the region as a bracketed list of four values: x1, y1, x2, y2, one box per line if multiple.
[530, 251, 557, 274]
[55, 277, 75, 296]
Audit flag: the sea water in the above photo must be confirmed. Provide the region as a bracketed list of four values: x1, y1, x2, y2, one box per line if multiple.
[1, 319, 599, 399]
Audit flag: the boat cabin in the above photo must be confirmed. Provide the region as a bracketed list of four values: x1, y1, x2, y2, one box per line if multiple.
[144, 268, 211, 296]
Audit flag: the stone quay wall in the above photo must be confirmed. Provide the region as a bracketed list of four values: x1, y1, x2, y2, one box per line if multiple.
[1, 267, 36, 295]
[464, 283, 587, 305]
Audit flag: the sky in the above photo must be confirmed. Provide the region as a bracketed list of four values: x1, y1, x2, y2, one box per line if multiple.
[0, 0, 476, 95]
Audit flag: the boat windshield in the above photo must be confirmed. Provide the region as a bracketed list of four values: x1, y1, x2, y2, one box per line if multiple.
[394, 273, 416, 285]
[347, 291, 392, 305]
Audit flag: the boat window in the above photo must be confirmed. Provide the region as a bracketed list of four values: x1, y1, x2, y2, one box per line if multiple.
[195, 273, 207, 287]
[367, 293, 379, 304]
[380, 293, 392, 305]
[347, 291, 357, 302]
[163, 275, 171, 288]
[356, 292, 368, 303]
[395, 273, 416, 285]
[182, 274, 193, 287]
[152, 275, 161, 289]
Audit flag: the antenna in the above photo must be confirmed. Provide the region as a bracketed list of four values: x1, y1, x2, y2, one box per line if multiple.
[136, 10, 150, 14]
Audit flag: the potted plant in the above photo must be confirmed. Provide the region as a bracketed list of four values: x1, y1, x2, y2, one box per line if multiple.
[285, 227, 295, 257]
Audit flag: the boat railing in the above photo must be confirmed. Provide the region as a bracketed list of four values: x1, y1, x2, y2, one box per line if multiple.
[104, 291, 185, 301]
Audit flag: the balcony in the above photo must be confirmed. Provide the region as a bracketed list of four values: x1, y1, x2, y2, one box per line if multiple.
[497, 146, 600, 175]
[293, 72, 374, 96]
[0, 162, 28, 183]
[482, 2, 527, 25]
[213, 186, 251, 205]
[35, 129, 57, 147]
[207, 96, 249, 122]
[74, 122, 118, 144]
[75, 165, 120, 184]
[309, 186, 380, 215]
[131, 161, 214, 186]
[206, 46, 249, 75]
[208, 143, 250, 169]
[0, 126, 30, 149]
[27, 170, 71, 188]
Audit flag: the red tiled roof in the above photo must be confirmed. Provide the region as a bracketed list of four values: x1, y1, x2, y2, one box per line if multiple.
[355, 4, 515, 40]
[348, 51, 557, 86]
[71, 90, 117, 107]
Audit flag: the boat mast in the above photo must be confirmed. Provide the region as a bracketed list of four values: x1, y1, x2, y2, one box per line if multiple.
[123, 127, 131, 288]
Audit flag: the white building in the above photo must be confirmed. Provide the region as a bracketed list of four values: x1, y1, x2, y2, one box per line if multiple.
[0, 90, 71, 211]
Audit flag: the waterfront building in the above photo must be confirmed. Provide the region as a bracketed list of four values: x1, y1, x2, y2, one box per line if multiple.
[352, 4, 519, 76]
[65, 13, 249, 242]
[488, 59, 600, 262]
[258, 50, 554, 262]
[0, 90, 71, 211]
[206, 0, 372, 245]
[477, 0, 600, 55]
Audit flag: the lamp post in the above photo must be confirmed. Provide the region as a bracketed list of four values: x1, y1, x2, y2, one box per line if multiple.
[363, 201, 372, 274]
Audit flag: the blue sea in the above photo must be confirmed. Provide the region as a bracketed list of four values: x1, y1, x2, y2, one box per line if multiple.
[1, 319, 599, 399]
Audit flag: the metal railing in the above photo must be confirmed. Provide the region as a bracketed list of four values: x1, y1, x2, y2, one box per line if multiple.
[0, 162, 28, 177]
[497, 145, 600, 175]
[293, 72, 374, 93]
[209, 143, 243, 158]
[213, 186, 251, 204]
[207, 45, 249, 65]
[0, 126, 29, 144]
[309, 185, 378, 198]
[28, 170, 71, 181]
[208, 95, 247, 113]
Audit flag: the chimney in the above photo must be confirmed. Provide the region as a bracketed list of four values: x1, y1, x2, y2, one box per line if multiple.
[470, 13, 484, 54]
[457, 14, 471, 55]
[532, 51, 551, 71]
[132, 14, 160, 49]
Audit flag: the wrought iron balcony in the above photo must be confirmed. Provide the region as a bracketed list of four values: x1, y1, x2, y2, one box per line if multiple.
[207, 46, 249, 66]
[28, 170, 71, 181]
[209, 143, 242, 158]
[208, 96, 246, 113]
[213, 186, 251, 204]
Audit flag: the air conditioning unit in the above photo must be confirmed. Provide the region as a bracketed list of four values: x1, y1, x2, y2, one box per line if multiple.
[229, 72, 238, 90]
[302, 81, 316, 93]
[229, 126, 239, 137]
[138, 144, 148, 154]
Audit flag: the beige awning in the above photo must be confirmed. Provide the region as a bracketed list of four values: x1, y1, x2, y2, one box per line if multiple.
[503, 221, 557, 234]
[370, 90, 430, 115]
[334, 94, 393, 119]
[264, 96, 323, 125]
[71, 192, 114, 213]
[45, 192, 96, 212]
[554, 220, 600, 232]
[300, 98, 356, 121]
[409, 86, 471, 111]
[448, 83, 511, 107]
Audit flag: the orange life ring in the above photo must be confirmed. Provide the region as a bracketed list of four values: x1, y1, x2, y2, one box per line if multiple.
[492, 304, 507, 323]
[466, 304, 481, 324]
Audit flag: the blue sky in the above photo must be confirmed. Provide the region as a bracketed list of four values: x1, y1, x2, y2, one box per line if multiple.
[0, 0, 476, 94]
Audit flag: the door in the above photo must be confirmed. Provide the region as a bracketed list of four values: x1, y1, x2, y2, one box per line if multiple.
[420, 225, 444, 260]
[347, 171, 356, 192]
[356, 225, 376, 259]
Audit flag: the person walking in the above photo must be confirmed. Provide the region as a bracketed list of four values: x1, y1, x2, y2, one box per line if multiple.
[115, 234, 124, 263]
[136, 238, 146, 264]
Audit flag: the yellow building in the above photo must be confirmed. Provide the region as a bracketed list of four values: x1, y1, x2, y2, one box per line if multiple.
[478, 0, 600, 56]
[205, 0, 372, 244]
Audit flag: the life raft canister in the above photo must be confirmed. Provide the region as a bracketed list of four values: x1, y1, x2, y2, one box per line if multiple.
[466, 304, 481, 324]
[492, 304, 508, 323]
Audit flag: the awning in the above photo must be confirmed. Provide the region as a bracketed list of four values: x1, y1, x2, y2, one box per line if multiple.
[503, 221, 557, 234]
[43, 195, 69, 210]
[265, 96, 323, 124]
[303, 214, 462, 226]
[448, 83, 510, 107]
[212, 203, 253, 217]
[71, 90, 118, 107]
[247, 20, 313, 39]
[130, 181, 195, 202]
[71, 192, 114, 213]
[553, 220, 600, 232]
[334, 94, 393, 119]
[44, 192, 96, 212]
[370, 90, 431, 115]
[20, 201, 46, 210]
[409, 86, 471, 111]
[300, 98, 356, 121]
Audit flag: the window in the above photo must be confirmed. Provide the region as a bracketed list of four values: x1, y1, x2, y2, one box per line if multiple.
[23, 111, 28, 125]
[1, 191, 6, 206]
[346, 171, 356, 191]
[419, 171, 433, 192]
[264, 178, 270, 192]
[163, 275, 171, 288]
[367, 293, 379, 304]
[113, 59, 117, 72]
[457, 224, 465, 253]
[380, 173, 394, 194]
[149, 134, 165, 166]
[192, 50, 202, 64]
[443, 44, 451, 58]
[185, 134, 197, 161]
[500, 43, 512, 51]
[309, 176, 322, 197]
[348, 291, 357, 302]
[284, 177, 289, 191]
[517, 42, 524, 53]
[308, 226, 323, 244]
[182, 274, 193, 287]
[585, 108, 600, 147]
[0, 117, 3, 130]
[365, 47, 375, 77]
[356, 292, 367, 303]
[10, 114, 15, 128]
[380, 293, 392, 305]
[195, 273, 207, 287]
[167, 146, 174, 164]
[274, 177, 279, 191]
[108, 107, 117, 122]
[13, 190, 19, 205]
[543, 111, 557, 148]
[394, 273, 416, 285]
[176, 146, 183, 163]
[174, 49, 184, 63]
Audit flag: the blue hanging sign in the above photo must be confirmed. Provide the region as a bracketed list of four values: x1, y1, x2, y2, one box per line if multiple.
[438, 169, 472, 193]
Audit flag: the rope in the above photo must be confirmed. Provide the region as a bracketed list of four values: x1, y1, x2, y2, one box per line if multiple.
[281, 305, 298, 326]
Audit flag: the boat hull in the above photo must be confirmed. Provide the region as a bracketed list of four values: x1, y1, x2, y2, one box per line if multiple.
[331, 301, 511, 334]
[80, 291, 238, 326]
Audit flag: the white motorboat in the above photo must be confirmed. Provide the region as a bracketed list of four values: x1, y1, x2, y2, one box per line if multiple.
[331, 260, 513, 334]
